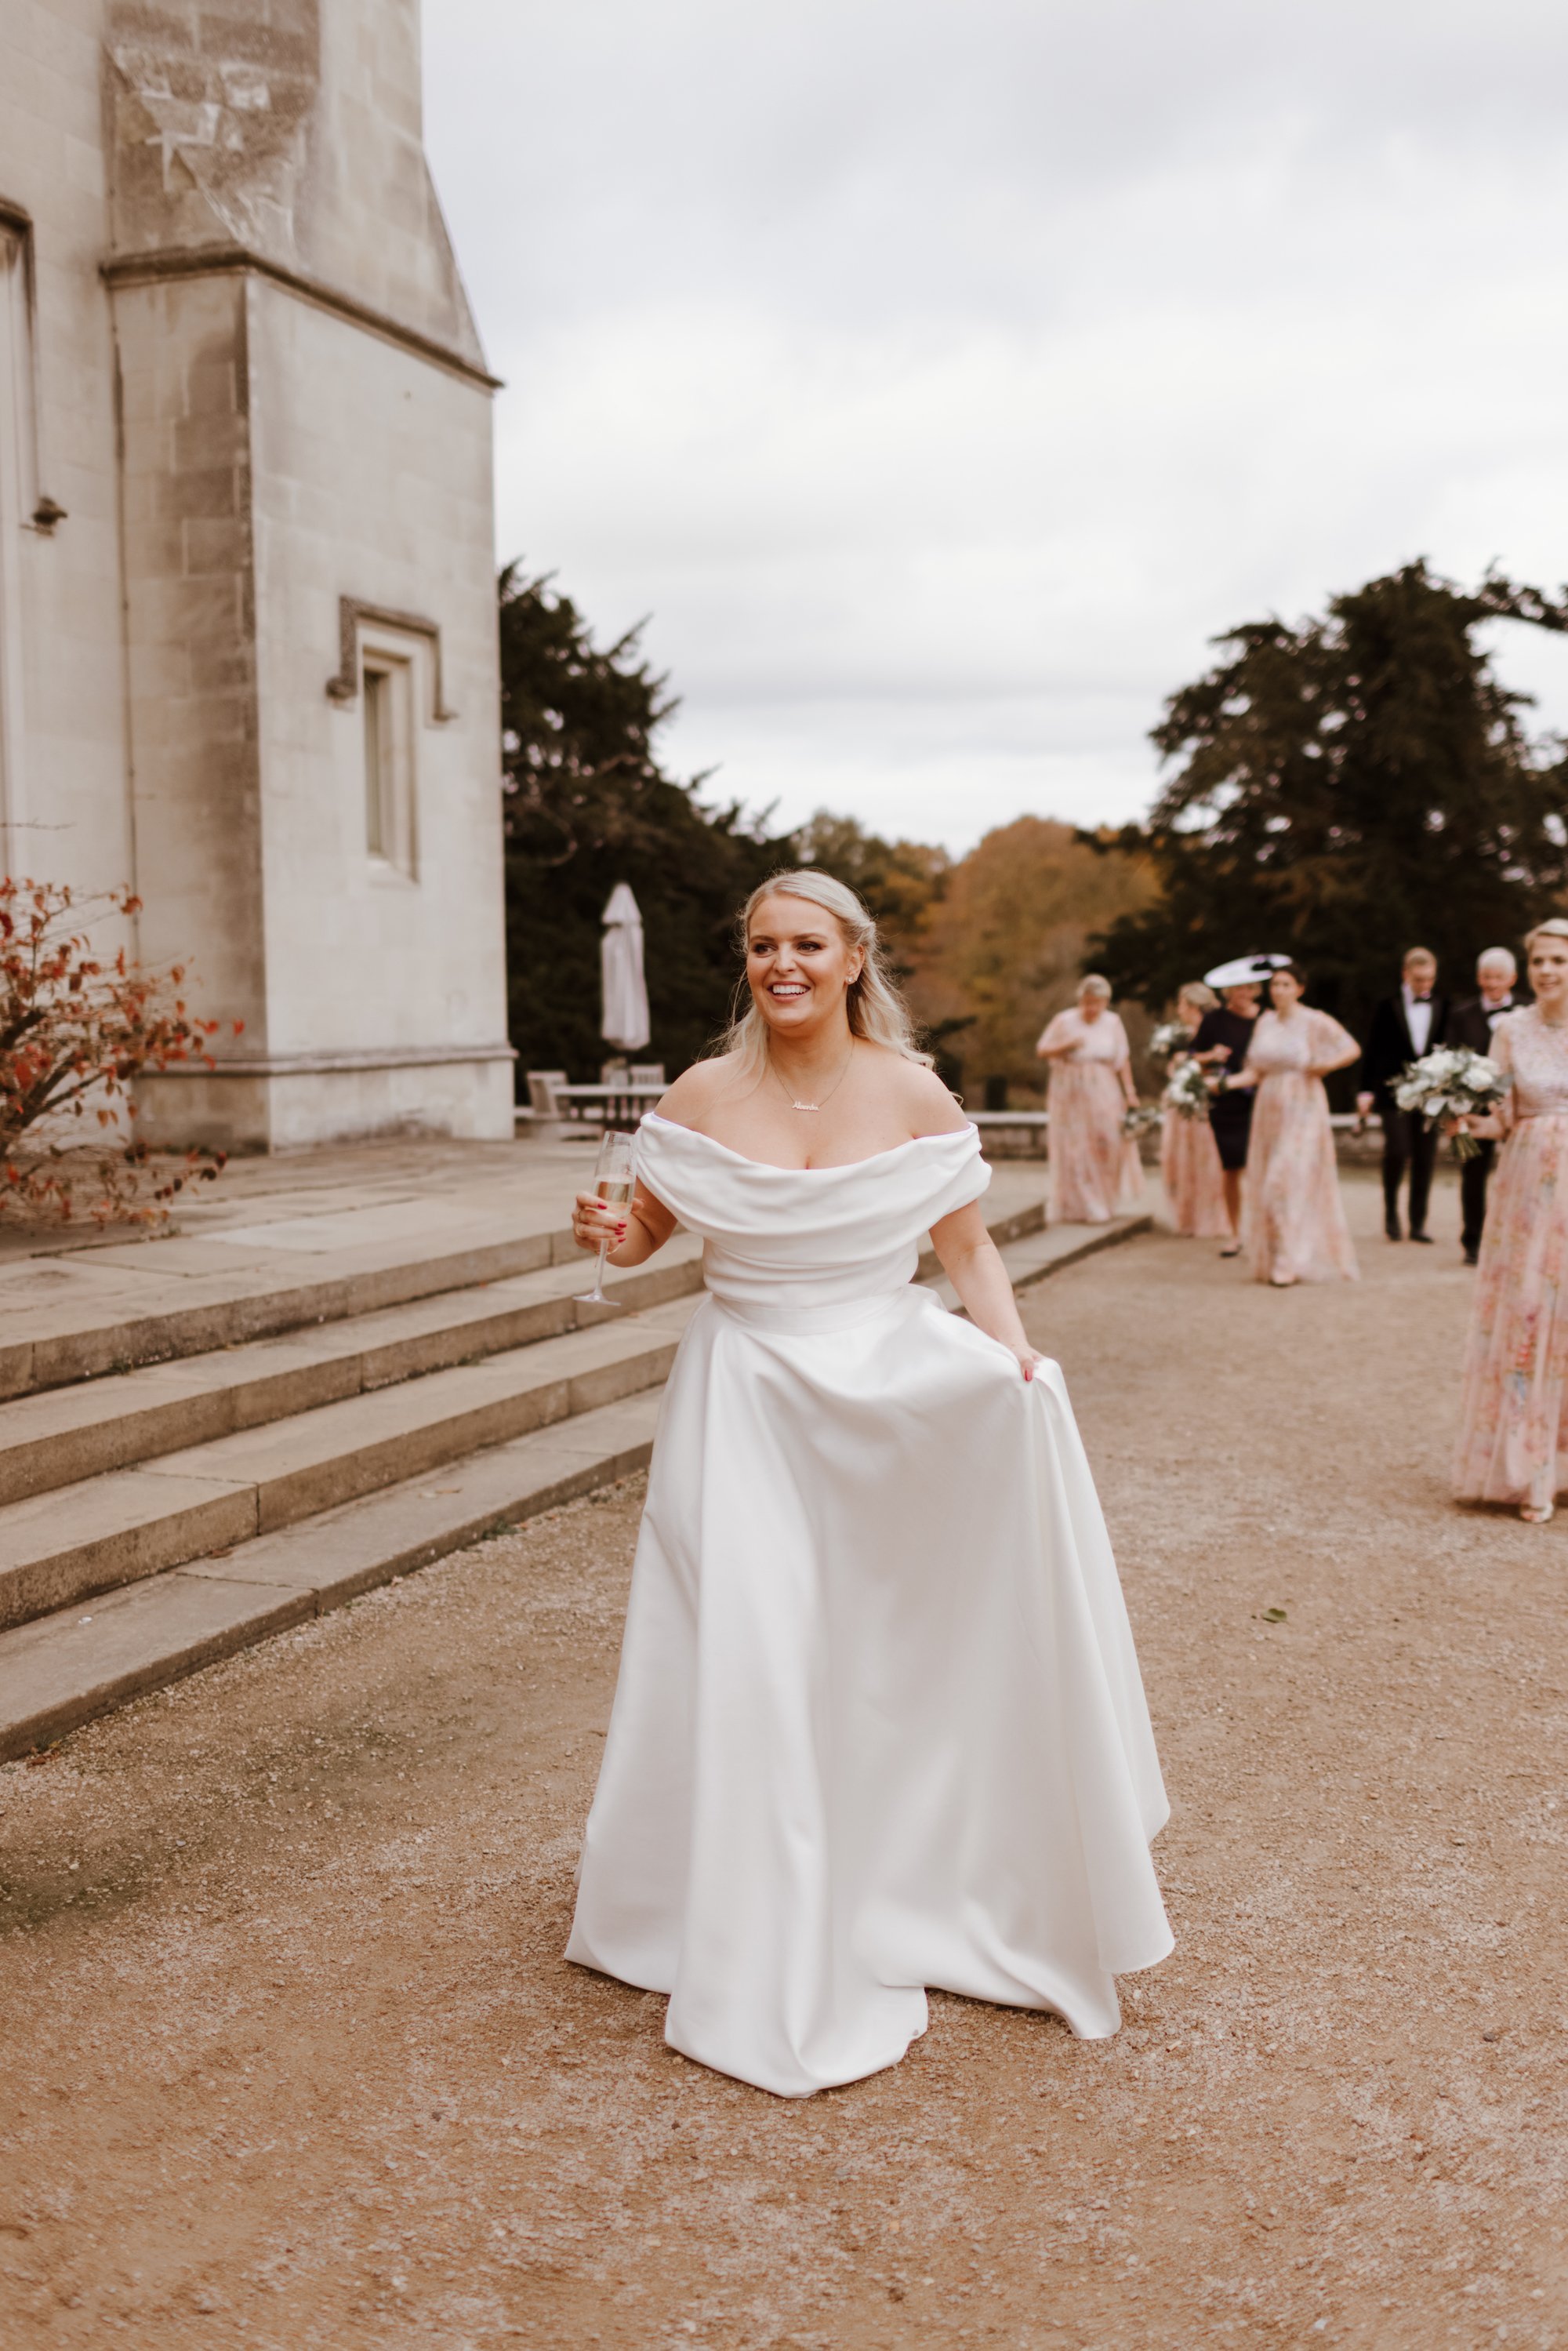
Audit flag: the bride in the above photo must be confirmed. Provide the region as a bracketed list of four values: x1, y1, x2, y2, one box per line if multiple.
[564, 870, 1171, 2098]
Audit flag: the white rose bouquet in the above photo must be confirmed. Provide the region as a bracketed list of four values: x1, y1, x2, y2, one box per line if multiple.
[1392, 1045, 1510, 1162]
[1162, 1059, 1212, 1122]
[1122, 1103, 1161, 1139]
[1149, 1019, 1196, 1063]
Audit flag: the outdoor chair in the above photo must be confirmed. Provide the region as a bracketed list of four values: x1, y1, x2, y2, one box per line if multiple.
[525, 1070, 568, 1117]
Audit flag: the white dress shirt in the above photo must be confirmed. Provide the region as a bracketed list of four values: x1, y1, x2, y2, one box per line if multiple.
[1403, 982, 1435, 1056]
[1480, 992, 1514, 1034]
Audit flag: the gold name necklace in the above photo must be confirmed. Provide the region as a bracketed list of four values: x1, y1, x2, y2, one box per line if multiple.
[768, 1041, 856, 1113]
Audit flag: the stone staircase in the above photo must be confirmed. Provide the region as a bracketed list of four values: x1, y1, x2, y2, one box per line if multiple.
[0, 1189, 1147, 1761]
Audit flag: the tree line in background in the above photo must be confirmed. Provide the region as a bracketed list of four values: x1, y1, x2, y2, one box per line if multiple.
[500, 558, 1568, 1106]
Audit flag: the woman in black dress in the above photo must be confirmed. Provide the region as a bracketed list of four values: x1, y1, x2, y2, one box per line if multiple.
[1187, 982, 1261, 1255]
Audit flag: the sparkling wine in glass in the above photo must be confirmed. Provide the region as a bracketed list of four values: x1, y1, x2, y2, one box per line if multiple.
[575, 1128, 636, 1308]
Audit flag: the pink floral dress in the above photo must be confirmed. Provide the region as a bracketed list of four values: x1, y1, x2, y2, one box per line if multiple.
[1038, 1007, 1143, 1226]
[1454, 1008, 1568, 1510]
[1159, 1031, 1230, 1238]
[1242, 1008, 1360, 1285]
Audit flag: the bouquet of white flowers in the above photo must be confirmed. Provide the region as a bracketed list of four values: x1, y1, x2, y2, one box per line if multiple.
[1392, 1045, 1510, 1162]
[1162, 1059, 1212, 1122]
[1149, 1019, 1195, 1063]
[1122, 1103, 1161, 1139]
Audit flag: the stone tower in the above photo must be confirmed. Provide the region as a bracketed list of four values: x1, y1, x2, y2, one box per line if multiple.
[0, 1, 513, 1148]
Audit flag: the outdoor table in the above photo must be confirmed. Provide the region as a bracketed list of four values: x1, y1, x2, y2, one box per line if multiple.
[550, 1082, 666, 1132]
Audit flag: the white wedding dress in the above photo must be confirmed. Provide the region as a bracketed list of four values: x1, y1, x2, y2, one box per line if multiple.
[565, 1114, 1171, 2098]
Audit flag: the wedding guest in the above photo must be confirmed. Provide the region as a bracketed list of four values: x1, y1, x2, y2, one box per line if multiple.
[1036, 976, 1142, 1226]
[1452, 920, 1568, 1523]
[1185, 980, 1261, 1257]
[1229, 964, 1361, 1287]
[1447, 948, 1526, 1266]
[1160, 983, 1229, 1238]
[1358, 947, 1452, 1245]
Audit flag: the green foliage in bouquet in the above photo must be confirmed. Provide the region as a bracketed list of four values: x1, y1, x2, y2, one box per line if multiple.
[1162, 1059, 1212, 1121]
[1392, 1044, 1510, 1161]
[1148, 1019, 1196, 1063]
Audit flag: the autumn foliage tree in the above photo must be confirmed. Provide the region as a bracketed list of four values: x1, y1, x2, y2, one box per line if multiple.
[0, 880, 232, 1223]
[906, 817, 1155, 1102]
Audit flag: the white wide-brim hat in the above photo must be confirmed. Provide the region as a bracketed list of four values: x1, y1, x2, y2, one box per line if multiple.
[1203, 953, 1294, 989]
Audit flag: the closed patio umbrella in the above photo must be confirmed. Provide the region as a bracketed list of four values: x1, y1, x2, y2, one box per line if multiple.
[601, 882, 652, 1052]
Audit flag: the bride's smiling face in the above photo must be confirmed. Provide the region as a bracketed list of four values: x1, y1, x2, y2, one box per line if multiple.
[746, 896, 864, 1038]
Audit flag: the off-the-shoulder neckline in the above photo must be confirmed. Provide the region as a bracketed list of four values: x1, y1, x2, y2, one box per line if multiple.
[638, 1110, 979, 1175]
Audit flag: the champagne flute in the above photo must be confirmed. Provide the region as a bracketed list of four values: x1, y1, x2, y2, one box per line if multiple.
[575, 1128, 636, 1308]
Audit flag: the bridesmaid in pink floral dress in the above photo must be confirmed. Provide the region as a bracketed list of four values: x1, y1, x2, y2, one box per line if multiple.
[1159, 983, 1230, 1240]
[1230, 964, 1361, 1287]
[1453, 921, 1568, 1523]
[1036, 976, 1143, 1225]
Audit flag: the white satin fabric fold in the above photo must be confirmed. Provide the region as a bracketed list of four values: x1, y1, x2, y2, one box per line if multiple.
[564, 1114, 1171, 2098]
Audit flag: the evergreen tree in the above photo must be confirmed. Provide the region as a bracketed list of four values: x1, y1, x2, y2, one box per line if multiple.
[499, 565, 797, 1081]
[1091, 562, 1568, 1051]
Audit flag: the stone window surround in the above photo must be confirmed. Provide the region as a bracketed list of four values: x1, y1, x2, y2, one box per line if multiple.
[0, 198, 67, 533]
[326, 598, 458, 727]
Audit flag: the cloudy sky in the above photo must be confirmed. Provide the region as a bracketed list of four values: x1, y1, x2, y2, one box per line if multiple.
[423, 1, 1568, 855]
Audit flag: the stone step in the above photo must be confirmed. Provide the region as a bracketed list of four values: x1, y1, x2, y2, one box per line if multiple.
[0, 1211, 591, 1403]
[0, 1237, 704, 1509]
[0, 1164, 1051, 1409]
[0, 1299, 699, 1633]
[0, 1208, 1149, 1764]
[0, 1390, 666, 1764]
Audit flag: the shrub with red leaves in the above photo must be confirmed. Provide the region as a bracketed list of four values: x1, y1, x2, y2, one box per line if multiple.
[0, 878, 239, 1226]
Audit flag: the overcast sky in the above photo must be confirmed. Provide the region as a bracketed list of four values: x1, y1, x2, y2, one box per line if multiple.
[423, 1, 1568, 856]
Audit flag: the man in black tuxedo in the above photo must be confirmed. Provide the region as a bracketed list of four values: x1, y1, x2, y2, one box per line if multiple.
[1356, 947, 1452, 1243]
[1446, 947, 1526, 1265]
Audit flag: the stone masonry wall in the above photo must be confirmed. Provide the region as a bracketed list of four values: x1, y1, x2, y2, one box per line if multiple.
[114, 269, 267, 1045]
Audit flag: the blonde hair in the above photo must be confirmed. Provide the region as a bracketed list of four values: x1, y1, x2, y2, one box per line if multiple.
[1526, 918, 1568, 955]
[720, 869, 931, 1066]
[1179, 980, 1218, 1013]
[1077, 973, 1112, 1001]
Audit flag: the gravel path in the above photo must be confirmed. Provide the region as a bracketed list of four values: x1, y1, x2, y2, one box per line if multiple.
[2, 1169, 1564, 2351]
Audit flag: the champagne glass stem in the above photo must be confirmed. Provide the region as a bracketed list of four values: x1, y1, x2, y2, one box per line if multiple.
[575, 1128, 635, 1309]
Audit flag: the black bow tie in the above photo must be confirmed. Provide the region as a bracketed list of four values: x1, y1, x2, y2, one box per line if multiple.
[1410, 994, 1432, 1004]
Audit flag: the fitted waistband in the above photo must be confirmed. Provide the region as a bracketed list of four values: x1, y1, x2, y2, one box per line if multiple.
[706, 1286, 925, 1336]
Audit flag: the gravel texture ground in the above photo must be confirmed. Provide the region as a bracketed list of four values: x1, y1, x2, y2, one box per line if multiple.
[2, 1168, 1564, 2351]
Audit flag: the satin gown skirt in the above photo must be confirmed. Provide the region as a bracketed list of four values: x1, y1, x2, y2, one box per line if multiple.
[565, 1121, 1171, 2098]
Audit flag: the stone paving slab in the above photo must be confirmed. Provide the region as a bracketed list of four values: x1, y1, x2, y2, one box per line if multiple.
[0, 1466, 260, 1633]
[0, 1390, 666, 1761]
